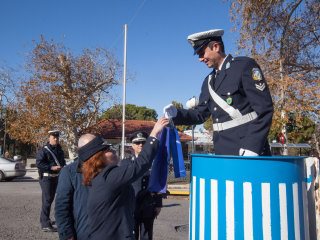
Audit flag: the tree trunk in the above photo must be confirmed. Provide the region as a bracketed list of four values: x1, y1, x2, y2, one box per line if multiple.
[313, 133, 320, 158]
[66, 125, 78, 160]
[280, 59, 288, 155]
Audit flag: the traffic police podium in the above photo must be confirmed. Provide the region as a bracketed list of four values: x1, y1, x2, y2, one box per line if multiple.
[189, 154, 313, 240]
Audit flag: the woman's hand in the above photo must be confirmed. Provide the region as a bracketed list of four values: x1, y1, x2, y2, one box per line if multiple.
[150, 117, 169, 138]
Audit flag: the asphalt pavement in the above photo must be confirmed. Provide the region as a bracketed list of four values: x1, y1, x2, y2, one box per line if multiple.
[0, 169, 189, 240]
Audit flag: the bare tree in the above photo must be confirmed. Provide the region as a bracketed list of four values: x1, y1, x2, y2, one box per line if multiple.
[7, 36, 121, 158]
[0, 66, 16, 154]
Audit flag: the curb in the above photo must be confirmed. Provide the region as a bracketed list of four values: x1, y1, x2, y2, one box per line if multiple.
[167, 184, 190, 196]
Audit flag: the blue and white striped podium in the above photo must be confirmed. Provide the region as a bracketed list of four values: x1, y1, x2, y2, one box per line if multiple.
[189, 154, 309, 240]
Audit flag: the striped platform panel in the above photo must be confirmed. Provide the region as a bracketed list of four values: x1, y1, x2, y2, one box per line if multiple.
[189, 154, 308, 240]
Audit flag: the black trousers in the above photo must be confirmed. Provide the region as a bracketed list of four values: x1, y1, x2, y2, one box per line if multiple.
[134, 216, 155, 240]
[39, 176, 58, 228]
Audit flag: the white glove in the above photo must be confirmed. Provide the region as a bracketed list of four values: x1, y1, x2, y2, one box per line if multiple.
[163, 104, 177, 119]
[239, 148, 258, 156]
[186, 97, 199, 109]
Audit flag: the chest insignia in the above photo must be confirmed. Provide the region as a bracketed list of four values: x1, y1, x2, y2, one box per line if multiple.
[252, 68, 262, 81]
[226, 97, 233, 105]
[255, 82, 266, 91]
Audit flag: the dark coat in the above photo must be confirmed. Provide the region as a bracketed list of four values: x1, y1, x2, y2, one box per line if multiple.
[36, 143, 66, 174]
[86, 137, 159, 240]
[55, 160, 89, 240]
[121, 156, 162, 219]
[174, 54, 274, 155]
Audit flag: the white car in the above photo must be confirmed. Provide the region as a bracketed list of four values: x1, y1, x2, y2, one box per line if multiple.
[0, 157, 26, 181]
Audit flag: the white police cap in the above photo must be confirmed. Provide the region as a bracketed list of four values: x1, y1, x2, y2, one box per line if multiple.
[130, 131, 148, 143]
[48, 130, 60, 137]
[187, 29, 224, 54]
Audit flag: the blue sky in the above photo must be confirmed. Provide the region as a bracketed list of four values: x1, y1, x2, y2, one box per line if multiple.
[0, 0, 239, 117]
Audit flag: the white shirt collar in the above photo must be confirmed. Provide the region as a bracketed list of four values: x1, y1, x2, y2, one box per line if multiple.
[218, 55, 228, 71]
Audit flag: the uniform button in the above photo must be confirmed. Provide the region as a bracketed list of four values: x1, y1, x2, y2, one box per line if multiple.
[204, 101, 207, 104]
[142, 186, 146, 189]
[150, 142, 153, 144]
[214, 107, 217, 111]
[216, 118, 219, 122]
[142, 178, 146, 182]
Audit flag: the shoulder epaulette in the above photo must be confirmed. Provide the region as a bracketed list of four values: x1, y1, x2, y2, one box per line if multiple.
[232, 56, 251, 61]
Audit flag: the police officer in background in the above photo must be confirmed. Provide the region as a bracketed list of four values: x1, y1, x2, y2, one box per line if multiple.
[121, 131, 162, 240]
[36, 130, 66, 232]
[164, 29, 273, 156]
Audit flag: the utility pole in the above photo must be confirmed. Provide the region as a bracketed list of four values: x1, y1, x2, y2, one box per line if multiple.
[121, 24, 128, 159]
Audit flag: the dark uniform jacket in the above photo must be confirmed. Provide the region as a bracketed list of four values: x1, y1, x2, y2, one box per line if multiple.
[174, 54, 274, 155]
[36, 143, 66, 175]
[121, 156, 162, 219]
[86, 137, 159, 240]
[55, 160, 89, 240]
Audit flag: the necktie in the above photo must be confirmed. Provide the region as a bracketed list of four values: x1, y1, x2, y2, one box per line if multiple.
[215, 70, 220, 78]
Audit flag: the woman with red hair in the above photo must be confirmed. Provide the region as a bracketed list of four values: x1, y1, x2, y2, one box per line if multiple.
[79, 117, 169, 240]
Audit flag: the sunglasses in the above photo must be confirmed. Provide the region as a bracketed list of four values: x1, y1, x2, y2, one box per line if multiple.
[133, 141, 145, 145]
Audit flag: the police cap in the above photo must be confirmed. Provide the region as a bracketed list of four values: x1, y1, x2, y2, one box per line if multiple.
[48, 130, 60, 137]
[187, 29, 224, 54]
[130, 131, 148, 143]
[78, 135, 112, 162]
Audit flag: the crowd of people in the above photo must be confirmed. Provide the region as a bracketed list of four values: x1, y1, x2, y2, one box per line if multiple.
[36, 27, 274, 239]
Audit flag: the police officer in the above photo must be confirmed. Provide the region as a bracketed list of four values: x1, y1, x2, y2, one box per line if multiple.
[36, 130, 66, 232]
[164, 29, 274, 156]
[121, 131, 162, 240]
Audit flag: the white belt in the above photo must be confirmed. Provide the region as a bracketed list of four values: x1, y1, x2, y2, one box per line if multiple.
[43, 173, 59, 177]
[213, 111, 257, 132]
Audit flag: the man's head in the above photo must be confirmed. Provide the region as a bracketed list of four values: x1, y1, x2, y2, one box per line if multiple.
[48, 130, 60, 146]
[187, 29, 225, 69]
[129, 131, 148, 155]
[78, 134, 118, 165]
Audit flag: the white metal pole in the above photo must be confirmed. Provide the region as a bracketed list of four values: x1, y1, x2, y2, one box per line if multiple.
[121, 24, 128, 159]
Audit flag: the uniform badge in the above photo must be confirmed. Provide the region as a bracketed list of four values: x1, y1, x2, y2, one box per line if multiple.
[226, 62, 230, 69]
[226, 97, 232, 105]
[252, 68, 262, 81]
[255, 82, 266, 91]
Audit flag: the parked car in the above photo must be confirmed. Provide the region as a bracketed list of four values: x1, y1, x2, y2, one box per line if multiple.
[0, 157, 26, 181]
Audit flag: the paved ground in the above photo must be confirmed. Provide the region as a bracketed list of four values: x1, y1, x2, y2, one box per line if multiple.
[0, 169, 189, 240]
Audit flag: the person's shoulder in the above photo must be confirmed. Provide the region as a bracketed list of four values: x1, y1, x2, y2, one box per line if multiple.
[56, 144, 64, 152]
[120, 158, 132, 165]
[231, 56, 258, 68]
[201, 71, 214, 87]
[42, 143, 52, 151]
[232, 56, 253, 61]
[232, 56, 256, 64]
[37, 145, 47, 154]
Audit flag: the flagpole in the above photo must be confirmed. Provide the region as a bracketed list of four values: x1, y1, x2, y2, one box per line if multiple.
[121, 24, 128, 159]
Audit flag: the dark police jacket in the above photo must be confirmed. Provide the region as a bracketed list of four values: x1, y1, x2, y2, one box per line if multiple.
[36, 143, 66, 175]
[86, 137, 159, 240]
[174, 54, 274, 155]
[121, 155, 162, 219]
[55, 160, 89, 240]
